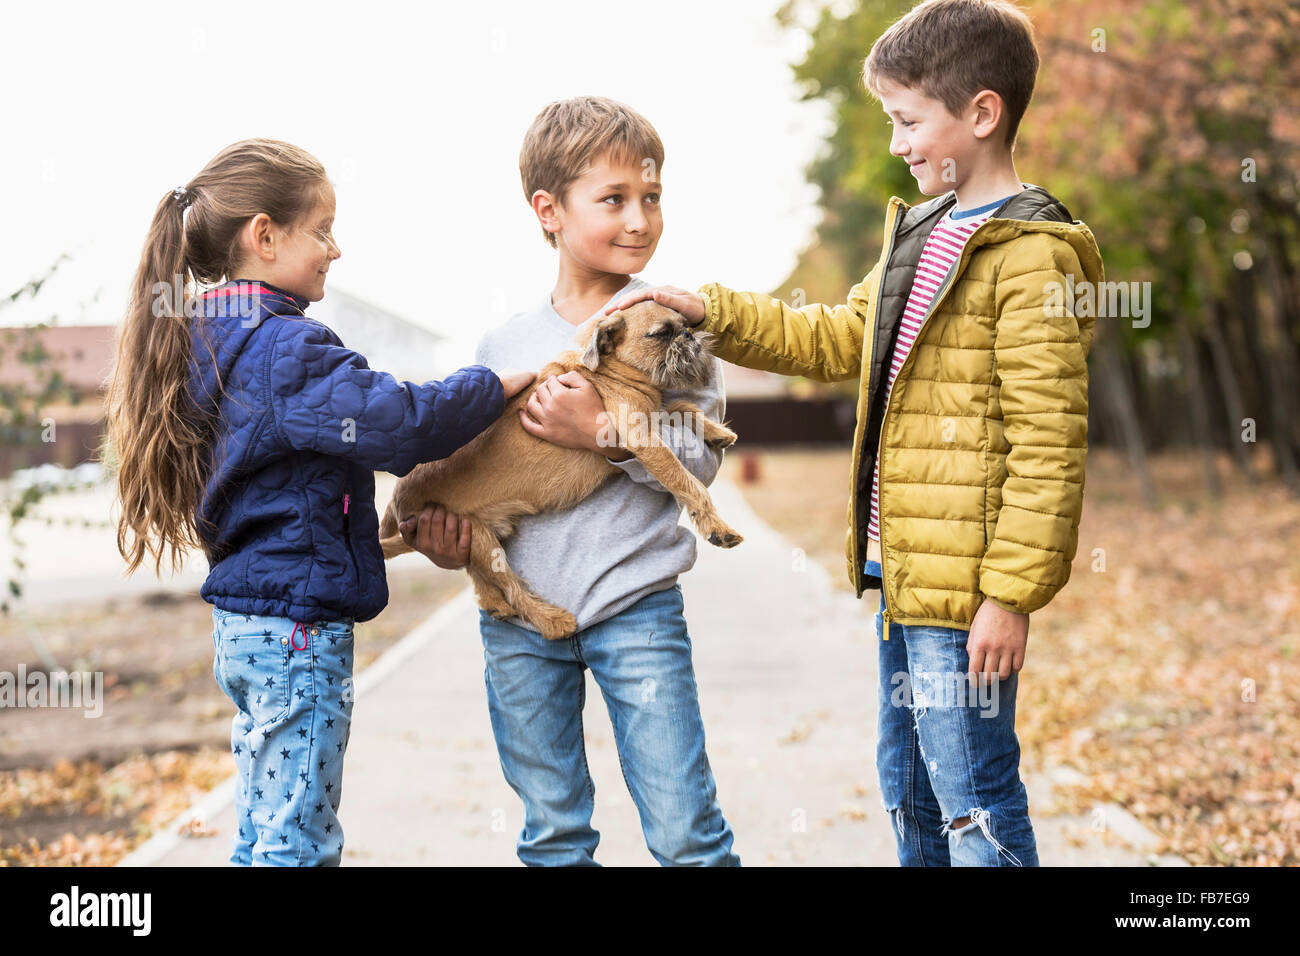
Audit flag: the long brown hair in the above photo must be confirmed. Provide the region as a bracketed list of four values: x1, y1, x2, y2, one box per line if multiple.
[107, 138, 330, 576]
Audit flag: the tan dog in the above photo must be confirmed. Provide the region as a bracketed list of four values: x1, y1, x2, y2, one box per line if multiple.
[377, 301, 742, 640]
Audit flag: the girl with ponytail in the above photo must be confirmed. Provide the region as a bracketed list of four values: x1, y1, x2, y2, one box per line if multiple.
[106, 139, 533, 865]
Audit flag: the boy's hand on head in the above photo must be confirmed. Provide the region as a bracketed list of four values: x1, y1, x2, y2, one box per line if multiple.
[497, 369, 538, 402]
[519, 370, 628, 457]
[967, 600, 1029, 680]
[398, 504, 471, 570]
[603, 285, 707, 326]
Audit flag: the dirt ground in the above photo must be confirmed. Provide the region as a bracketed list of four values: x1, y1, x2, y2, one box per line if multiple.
[727, 446, 1300, 866]
[0, 567, 462, 863]
[3, 447, 1296, 866]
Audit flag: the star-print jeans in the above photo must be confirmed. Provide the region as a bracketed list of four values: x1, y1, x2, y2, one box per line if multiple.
[210, 607, 355, 866]
[478, 583, 740, 867]
[871, 583, 1039, 867]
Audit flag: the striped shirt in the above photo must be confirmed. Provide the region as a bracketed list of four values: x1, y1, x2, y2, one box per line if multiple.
[867, 194, 1018, 544]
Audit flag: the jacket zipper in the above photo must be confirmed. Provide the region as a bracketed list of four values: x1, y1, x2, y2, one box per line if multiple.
[877, 216, 995, 640]
[860, 199, 906, 638]
[343, 486, 359, 576]
[855, 199, 905, 609]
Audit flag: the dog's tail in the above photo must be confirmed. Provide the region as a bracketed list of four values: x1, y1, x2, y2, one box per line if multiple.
[378, 497, 412, 559]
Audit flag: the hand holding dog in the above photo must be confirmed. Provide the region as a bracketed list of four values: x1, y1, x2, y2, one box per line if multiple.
[519, 370, 633, 461]
[378, 301, 742, 639]
[400, 370, 635, 572]
[398, 504, 471, 569]
[604, 285, 707, 326]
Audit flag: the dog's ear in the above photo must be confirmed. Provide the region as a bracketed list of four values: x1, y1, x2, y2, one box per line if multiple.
[580, 313, 626, 371]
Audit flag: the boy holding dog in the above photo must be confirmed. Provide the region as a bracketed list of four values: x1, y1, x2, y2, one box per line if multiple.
[402, 95, 740, 867]
[611, 0, 1104, 866]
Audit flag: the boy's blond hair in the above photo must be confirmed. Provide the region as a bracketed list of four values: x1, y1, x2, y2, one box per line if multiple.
[863, 0, 1038, 147]
[519, 95, 665, 247]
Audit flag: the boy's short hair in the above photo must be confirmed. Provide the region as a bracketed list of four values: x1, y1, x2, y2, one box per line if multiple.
[863, 0, 1038, 147]
[519, 95, 665, 247]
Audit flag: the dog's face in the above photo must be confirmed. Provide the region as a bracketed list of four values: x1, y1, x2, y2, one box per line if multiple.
[577, 301, 716, 389]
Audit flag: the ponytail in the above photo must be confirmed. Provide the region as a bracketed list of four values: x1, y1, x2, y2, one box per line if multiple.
[106, 188, 216, 576]
[106, 138, 331, 577]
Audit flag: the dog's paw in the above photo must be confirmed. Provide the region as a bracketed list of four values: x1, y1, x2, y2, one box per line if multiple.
[483, 600, 518, 620]
[536, 606, 579, 641]
[704, 522, 743, 549]
[705, 427, 738, 449]
[379, 534, 412, 560]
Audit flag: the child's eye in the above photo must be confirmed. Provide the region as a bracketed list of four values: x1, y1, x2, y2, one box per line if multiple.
[602, 194, 622, 205]
[645, 193, 660, 204]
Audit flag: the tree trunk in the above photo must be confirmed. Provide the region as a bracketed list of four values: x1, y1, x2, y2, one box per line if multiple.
[1262, 228, 1300, 469]
[1095, 329, 1158, 507]
[1177, 323, 1223, 498]
[1204, 299, 1256, 480]
[1238, 265, 1299, 491]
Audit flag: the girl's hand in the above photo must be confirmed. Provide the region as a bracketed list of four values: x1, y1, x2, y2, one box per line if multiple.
[398, 504, 470, 570]
[966, 600, 1029, 680]
[498, 369, 538, 401]
[603, 285, 707, 326]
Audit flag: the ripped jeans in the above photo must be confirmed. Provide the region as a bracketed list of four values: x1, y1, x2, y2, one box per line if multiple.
[873, 590, 1039, 866]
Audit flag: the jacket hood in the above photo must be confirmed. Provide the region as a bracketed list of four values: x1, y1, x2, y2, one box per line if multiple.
[894, 183, 1104, 289]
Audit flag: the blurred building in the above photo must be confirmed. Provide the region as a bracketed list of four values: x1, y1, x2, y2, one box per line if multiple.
[720, 362, 857, 445]
[308, 286, 449, 383]
[0, 324, 111, 476]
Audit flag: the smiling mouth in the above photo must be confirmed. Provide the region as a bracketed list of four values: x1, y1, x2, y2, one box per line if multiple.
[615, 244, 649, 250]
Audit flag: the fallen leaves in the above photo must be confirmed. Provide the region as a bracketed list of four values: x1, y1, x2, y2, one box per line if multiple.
[1023, 453, 1300, 866]
[736, 448, 1300, 867]
[1, 566, 462, 867]
[0, 749, 232, 866]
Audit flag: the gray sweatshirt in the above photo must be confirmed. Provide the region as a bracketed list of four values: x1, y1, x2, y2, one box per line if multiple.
[473, 277, 727, 633]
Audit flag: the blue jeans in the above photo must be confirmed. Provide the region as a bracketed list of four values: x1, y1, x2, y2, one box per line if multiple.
[210, 607, 355, 866]
[479, 583, 740, 866]
[872, 585, 1038, 866]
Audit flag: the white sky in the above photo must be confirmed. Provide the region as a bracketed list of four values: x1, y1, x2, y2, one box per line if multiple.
[0, 0, 833, 363]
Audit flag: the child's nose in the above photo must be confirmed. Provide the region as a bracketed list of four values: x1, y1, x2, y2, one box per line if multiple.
[624, 207, 648, 233]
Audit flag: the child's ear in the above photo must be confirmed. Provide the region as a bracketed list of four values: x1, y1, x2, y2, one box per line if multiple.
[970, 89, 1005, 141]
[240, 213, 277, 263]
[581, 313, 626, 371]
[531, 189, 561, 244]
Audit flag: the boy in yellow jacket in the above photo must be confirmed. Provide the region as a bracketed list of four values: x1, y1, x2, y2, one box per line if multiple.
[610, 0, 1103, 866]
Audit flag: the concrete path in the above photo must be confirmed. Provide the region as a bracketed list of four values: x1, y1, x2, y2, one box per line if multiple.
[120, 479, 1183, 867]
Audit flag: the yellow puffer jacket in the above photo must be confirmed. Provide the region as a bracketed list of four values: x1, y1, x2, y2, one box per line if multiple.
[697, 185, 1104, 632]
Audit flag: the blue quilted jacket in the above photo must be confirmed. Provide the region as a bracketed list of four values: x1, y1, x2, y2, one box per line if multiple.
[187, 279, 504, 623]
